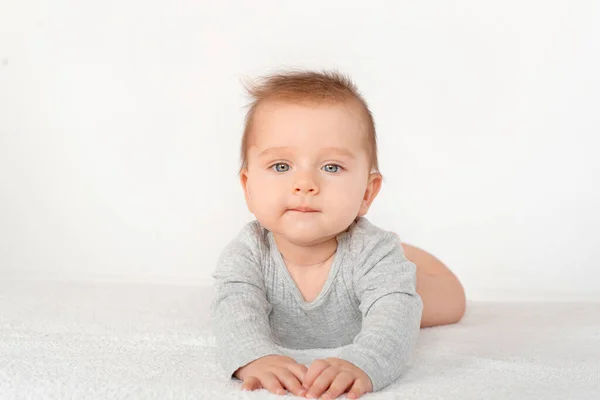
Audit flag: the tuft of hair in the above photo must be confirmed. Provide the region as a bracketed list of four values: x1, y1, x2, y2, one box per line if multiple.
[238, 69, 380, 177]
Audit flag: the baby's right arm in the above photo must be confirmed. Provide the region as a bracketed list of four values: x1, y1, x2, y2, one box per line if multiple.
[210, 235, 307, 396]
[210, 238, 281, 376]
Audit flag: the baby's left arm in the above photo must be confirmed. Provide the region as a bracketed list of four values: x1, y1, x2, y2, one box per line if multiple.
[335, 232, 423, 392]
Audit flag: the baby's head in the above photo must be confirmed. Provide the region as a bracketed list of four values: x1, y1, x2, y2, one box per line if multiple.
[239, 70, 383, 246]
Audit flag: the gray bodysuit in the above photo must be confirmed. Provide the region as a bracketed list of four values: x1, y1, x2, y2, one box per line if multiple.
[210, 216, 423, 391]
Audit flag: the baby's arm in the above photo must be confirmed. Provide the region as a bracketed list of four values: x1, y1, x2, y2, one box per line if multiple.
[335, 232, 424, 392]
[210, 238, 282, 378]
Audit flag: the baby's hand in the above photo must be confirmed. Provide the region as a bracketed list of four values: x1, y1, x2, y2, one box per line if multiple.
[234, 354, 309, 397]
[302, 358, 373, 399]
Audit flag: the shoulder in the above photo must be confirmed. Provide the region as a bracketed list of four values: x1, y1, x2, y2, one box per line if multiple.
[343, 217, 402, 255]
[221, 219, 267, 255]
[341, 217, 409, 276]
[213, 219, 269, 281]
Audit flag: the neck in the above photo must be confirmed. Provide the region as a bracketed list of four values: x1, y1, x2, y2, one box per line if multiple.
[272, 234, 338, 267]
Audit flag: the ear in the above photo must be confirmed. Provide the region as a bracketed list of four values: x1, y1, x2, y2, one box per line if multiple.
[239, 168, 253, 213]
[357, 173, 382, 217]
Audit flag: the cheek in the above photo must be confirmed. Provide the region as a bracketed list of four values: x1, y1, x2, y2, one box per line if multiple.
[248, 176, 284, 205]
[323, 179, 366, 210]
[328, 176, 365, 197]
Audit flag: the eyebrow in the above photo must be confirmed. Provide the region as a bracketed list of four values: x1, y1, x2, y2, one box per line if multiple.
[257, 146, 357, 160]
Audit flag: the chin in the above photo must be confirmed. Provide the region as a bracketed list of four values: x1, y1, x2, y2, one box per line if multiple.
[285, 231, 321, 244]
[286, 226, 344, 245]
[277, 226, 319, 243]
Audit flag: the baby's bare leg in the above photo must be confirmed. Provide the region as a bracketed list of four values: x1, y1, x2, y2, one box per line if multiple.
[401, 243, 466, 328]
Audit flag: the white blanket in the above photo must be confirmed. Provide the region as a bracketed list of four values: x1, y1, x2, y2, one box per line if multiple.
[0, 280, 598, 399]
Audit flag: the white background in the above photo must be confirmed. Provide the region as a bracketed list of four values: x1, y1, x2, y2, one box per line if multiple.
[1, 1, 599, 301]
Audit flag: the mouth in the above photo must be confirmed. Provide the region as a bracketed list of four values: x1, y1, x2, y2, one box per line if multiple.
[289, 207, 319, 213]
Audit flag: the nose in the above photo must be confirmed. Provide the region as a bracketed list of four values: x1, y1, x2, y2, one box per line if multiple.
[293, 173, 319, 195]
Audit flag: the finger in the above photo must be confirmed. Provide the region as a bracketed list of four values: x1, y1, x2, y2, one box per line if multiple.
[285, 362, 308, 383]
[241, 376, 261, 391]
[346, 378, 370, 399]
[305, 366, 338, 399]
[322, 372, 355, 400]
[302, 359, 330, 390]
[259, 371, 286, 396]
[268, 367, 307, 397]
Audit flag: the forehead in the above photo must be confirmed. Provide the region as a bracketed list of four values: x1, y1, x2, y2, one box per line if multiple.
[249, 100, 369, 154]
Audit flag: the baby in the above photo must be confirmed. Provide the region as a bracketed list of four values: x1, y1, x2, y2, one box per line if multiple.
[211, 70, 464, 399]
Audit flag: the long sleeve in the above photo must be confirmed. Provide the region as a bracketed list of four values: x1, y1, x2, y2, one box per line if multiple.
[335, 232, 423, 392]
[210, 232, 282, 378]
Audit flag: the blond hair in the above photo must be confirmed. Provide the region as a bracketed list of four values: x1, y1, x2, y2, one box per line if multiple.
[238, 69, 380, 177]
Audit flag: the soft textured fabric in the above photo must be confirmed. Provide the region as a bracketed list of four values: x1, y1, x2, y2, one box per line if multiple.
[210, 217, 424, 392]
[1, 280, 599, 399]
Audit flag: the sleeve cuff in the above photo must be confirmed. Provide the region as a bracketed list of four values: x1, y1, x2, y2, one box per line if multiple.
[335, 346, 386, 392]
[224, 341, 283, 379]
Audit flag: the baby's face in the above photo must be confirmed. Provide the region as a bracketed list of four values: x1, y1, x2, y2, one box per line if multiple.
[241, 100, 379, 246]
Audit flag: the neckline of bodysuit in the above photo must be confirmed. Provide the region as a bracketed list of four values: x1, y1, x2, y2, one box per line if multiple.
[267, 230, 349, 309]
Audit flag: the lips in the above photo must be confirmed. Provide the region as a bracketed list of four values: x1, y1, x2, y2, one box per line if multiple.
[290, 206, 319, 212]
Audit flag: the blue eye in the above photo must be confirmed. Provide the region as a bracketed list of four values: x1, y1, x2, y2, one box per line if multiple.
[323, 164, 341, 173]
[271, 163, 290, 172]
[270, 163, 342, 173]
